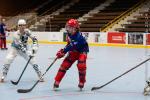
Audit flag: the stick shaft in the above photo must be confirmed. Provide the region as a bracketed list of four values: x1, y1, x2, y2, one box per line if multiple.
[91, 57, 150, 91]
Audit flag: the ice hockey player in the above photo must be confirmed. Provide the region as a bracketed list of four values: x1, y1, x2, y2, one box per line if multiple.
[1, 19, 44, 82]
[53, 19, 89, 91]
[0, 16, 7, 50]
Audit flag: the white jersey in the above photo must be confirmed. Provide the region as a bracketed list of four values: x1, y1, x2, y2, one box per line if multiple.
[4, 29, 38, 65]
[1, 21, 44, 82]
[11, 29, 38, 51]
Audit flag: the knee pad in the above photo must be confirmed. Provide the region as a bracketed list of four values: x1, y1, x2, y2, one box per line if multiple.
[60, 63, 70, 71]
[5, 54, 16, 64]
[77, 53, 87, 71]
[77, 63, 86, 71]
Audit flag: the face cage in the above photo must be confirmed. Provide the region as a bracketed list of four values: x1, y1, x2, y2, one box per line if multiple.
[65, 25, 77, 34]
[18, 24, 26, 32]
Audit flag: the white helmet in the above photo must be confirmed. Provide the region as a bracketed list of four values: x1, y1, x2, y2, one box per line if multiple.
[18, 19, 26, 25]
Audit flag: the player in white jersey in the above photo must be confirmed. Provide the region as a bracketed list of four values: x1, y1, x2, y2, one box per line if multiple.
[1, 19, 44, 82]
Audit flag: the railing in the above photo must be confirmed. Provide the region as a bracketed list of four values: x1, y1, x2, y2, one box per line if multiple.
[100, 0, 147, 32]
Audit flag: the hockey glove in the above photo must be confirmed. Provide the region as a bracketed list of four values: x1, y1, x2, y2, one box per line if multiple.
[56, 49, 65, 59]
[27, 50, 35, 57]
[32, 44, 38, 54]
[20, 45, 27, 53]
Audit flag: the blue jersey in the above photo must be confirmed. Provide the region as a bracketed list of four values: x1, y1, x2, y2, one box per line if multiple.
[0, 23, 6, 35]
[63, 32, 89, 53]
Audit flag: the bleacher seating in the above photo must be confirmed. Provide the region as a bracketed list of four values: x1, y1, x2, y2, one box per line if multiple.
[117, 11, 150, 32]
[26, 0, 143, 32]
[1, 0, 146, 33]
[44, 0, 104, 31]
[36, 0, 71, 16]
[80, 0, 141, 32]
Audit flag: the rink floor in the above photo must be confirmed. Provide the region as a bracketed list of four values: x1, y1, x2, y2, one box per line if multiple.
[0, 44, 150, 100]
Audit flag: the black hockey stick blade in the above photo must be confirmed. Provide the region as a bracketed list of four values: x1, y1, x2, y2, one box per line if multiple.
[91, 57, 150, 91]
[17, 57, 58, 93]
[91, 85, 104, 91]
[17, 88, 32, 93]
[11, 56, 33, 85]
[11, 80, 19, 85]
[17, 80, 39, 93]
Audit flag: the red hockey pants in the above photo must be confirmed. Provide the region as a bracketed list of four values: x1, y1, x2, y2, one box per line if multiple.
[55, 51, 87, 84]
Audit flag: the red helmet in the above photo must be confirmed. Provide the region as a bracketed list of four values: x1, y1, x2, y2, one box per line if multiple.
[66, 19, 79, 29]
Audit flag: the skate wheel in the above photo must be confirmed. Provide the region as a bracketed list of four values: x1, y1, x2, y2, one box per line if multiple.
[80, 88, 82, 91]
[53, 88, 59, 91]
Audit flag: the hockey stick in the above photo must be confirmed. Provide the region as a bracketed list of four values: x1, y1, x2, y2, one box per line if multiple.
[17, 57, 58, 93]
[11, 56, 33, 85]
[91, 57, 150, 91]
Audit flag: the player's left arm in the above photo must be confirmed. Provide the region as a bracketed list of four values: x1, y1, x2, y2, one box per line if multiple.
[26, 30, 38, 54]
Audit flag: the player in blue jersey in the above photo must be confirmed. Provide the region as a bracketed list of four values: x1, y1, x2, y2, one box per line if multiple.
[0, 16, 7, 50]
[53, 19, 89, 90]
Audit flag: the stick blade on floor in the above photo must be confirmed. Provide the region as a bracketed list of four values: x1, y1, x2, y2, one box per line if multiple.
[17, 88, 32, 93]
[11, 80, 19, 85]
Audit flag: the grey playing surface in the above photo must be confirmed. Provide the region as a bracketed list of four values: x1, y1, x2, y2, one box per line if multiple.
[0, 44, 150, 100]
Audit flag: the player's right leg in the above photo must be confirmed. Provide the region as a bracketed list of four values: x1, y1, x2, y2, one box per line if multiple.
[1, 37, 4, 49]
[1, 64, 10, 82]
[3, 37, 7, 50]
[0, 37, 2, 49]
[1, 48, 17, 82]
[54, 52, 77, 90]
[53, 58, 73, 90]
